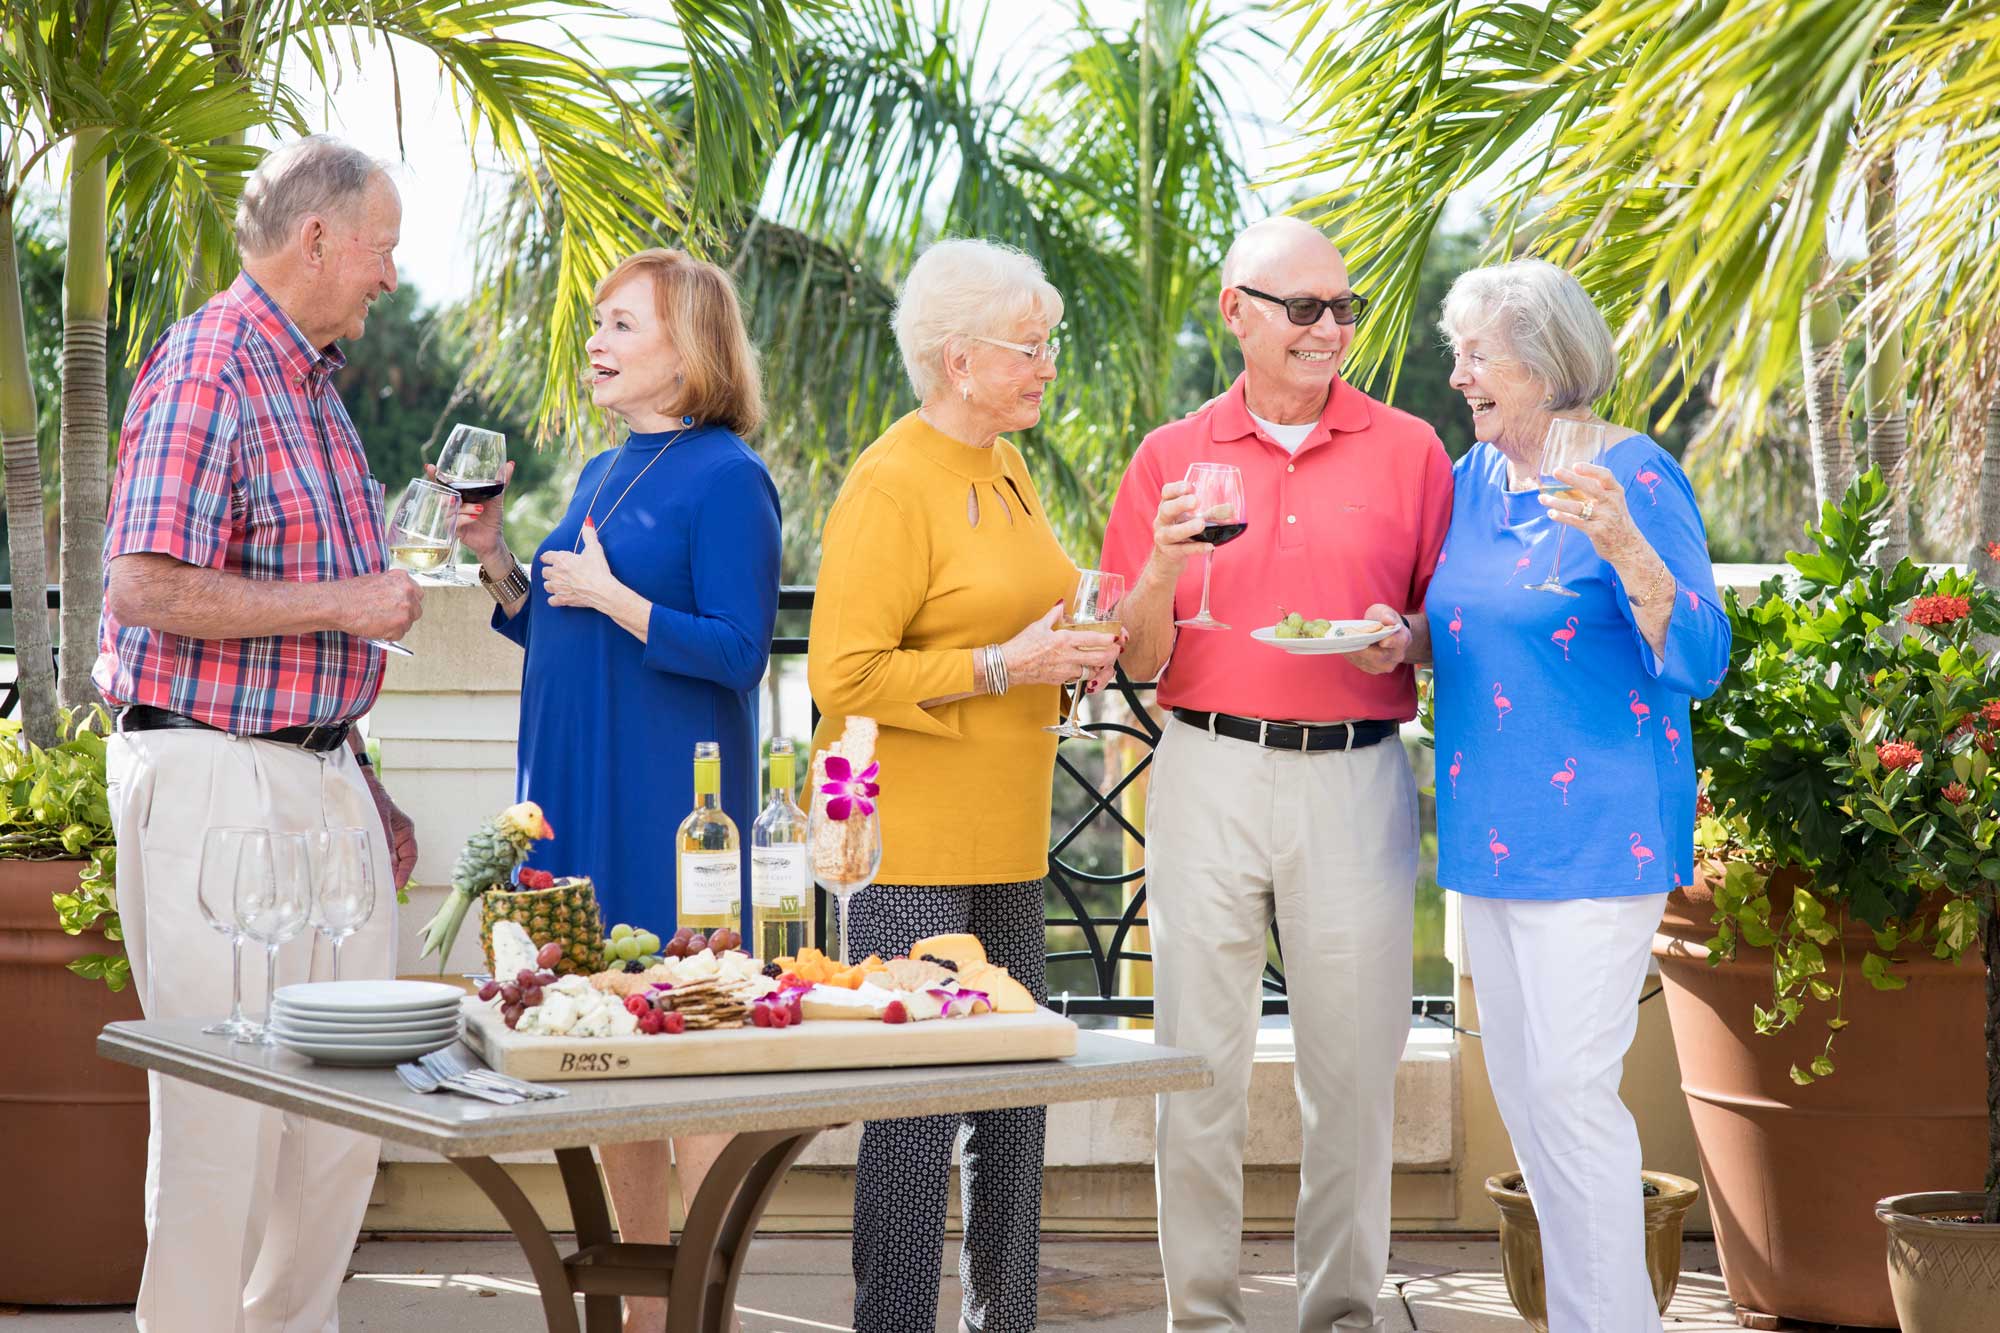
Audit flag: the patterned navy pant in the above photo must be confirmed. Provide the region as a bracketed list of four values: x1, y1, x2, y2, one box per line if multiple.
[846, 878, 1050, 1333]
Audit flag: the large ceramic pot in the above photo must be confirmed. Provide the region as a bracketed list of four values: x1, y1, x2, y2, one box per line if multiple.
[1484, 1169, 1701, 1331]
[1877, 1192, 2000, 1332]
[0, 858, 148, 1304]
[1654, 871, 1985, 1327]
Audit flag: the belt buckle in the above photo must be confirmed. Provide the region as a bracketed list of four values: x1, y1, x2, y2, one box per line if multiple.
[1333, 721, 1354, 750]
[301, 722, 336, 752]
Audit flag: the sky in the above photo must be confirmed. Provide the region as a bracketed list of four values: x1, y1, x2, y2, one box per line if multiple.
[260, 1, 1328, 304]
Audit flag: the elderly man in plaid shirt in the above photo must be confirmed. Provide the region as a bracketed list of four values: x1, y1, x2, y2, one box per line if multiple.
[96, 135, 423, 1333]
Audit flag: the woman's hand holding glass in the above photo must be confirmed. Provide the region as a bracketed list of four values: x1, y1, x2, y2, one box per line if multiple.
[1541, 460, 1645, 562]
[435, 458, 515, 564]
[1001, 602, 1122, 689]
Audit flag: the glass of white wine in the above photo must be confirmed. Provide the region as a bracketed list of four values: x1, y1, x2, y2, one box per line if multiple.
[365, 478, 462, 656]
[1525, 418, 1608, 598]
[431, 424, 507, 587]
[1047, 568, 1126, 740]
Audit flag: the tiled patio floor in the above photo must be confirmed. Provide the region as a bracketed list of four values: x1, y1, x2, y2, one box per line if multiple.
[2, 1234, 1755, 1330]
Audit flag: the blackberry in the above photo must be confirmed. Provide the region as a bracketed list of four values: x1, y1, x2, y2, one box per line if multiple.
[623, 960, 647, 974]
[761, 961, 782, 978]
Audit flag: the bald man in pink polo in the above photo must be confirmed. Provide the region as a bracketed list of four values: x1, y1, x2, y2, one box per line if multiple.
[1100, 217, 1453, 1333]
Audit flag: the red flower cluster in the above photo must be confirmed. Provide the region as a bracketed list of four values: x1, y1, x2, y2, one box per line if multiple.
[1908, 595, 1972, 626]
[1987, 541, 2000, 561]
[1876, 740, 1923, 771]
[1695, 793, 1715, 818]
[1942, 782, 1972, 805]
[1982, 700, 2000, 726]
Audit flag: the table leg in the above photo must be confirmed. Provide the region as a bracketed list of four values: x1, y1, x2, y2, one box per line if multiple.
[555, 1147, 622, 1332]
[449, 1153, 586, 1333]
[667, 1127, 821, 1333]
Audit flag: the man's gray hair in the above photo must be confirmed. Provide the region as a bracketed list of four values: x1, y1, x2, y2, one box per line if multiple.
[893, 238, 1064, 400]
[234, 135, 388, 258]
[1440, 258, 1617, 411]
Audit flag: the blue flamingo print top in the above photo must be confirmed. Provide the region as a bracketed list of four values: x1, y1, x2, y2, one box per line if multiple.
[1424, 435, 1730, 900]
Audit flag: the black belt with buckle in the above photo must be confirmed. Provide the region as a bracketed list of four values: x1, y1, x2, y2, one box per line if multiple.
[1171, 708, 1399, 753]
[116, 704, 353, 753]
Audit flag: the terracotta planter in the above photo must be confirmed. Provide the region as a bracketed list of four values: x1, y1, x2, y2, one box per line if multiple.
[1484, 1170, 1701, 1331]
[0, 857, 148, 1305]
[1654, 873, 1986, 1328]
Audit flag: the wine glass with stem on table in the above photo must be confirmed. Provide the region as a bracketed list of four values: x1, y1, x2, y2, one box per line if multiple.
[1047, 568, 1127, 741]
[1175, 462, 1246, 631]
[231, 830, 312, 1046]
[363, 477, 462, 656]
[197, 827, 264, 1038]
[308, 827, 376, 982]
[1524, 418, 1608, 598]
[430, 424, 507, 586]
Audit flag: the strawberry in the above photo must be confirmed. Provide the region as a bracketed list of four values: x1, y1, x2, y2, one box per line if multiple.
[883, 1000, 909, 1025]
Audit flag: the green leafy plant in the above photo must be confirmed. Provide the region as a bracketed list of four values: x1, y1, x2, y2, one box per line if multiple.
[1692, 467, 2000, 1214]
[0, 707, 124, 990]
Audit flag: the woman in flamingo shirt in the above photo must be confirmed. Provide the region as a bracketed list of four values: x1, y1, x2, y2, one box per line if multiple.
[1415, 258, 1729, 1332]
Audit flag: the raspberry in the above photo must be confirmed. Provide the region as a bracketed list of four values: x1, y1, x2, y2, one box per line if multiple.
[750, 1005, 773, 1028]
[624, 994, 649, 1016]
[662, 1012, 686, 1035]
[883, 1000, 909, 1025]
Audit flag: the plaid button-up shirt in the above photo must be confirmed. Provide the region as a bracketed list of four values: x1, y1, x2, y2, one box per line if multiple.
[95, 273, 389, 731]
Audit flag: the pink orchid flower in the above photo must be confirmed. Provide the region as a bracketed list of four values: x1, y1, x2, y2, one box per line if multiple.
[821, 755, 881, 820]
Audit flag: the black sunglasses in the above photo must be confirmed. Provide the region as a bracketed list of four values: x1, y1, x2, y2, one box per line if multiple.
[1235, 285, 1370, 327]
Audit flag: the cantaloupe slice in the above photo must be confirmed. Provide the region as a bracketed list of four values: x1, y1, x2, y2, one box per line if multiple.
[909, 932, 987, 969]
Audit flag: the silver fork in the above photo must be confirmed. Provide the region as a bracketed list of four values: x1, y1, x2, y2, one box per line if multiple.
[423, 1045, 565, 1099]
[396, 1058, 522, 1104]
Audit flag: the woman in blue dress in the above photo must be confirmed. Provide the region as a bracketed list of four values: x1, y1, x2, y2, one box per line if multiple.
[456, 248, 780, 1333]
[1380, 259, 1729, 1332]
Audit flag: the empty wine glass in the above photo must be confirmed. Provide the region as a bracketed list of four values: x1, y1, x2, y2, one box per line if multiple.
[197, 827, 263, 1038]
[309, 827, 376, 981]
[364, 478, 462, 656]
[431, 425, 507, 586]
[1175, 462, 1246, 631]
[1526, 418, 1609, 598]
[807, 759, 882, 966]
[233, 831, 312, 1047]
[1047, 569, 1127, 740]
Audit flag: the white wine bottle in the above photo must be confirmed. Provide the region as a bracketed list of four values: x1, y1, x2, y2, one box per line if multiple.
[675, 741, 741, 936]
[751, 738, 810, 962]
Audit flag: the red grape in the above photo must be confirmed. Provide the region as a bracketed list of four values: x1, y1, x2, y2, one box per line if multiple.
[687, 933, 707, 953]
[516, 968, 539, 988]
[477, 980, 501, 1002]
[501, 1003, 525, 1028]
[500, 983, 521, 1004]
[536, 942, 563, 968]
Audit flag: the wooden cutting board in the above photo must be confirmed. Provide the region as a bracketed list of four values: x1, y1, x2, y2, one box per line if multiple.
[460, 999, 1079, 1081]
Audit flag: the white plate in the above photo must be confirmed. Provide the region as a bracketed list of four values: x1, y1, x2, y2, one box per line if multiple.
[273, 980, 466, 1013]
[1251, 621, 1397, 655]
[269, 1008, 463, 1036]
[271, 1019, 460, 1047]
[274, 1033, 458, 1066]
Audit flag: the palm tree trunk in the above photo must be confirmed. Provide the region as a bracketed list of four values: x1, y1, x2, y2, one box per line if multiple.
[1134, 1, 1160, 429]
[60, 130, 109, 719]
[1799, 270, 1853, 512]
[0, 190, 60, 747]
[1863, 156, 1909, 567]
[1975, 396, 2000, 589]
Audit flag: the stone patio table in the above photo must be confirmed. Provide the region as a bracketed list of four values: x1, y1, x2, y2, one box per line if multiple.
[99, 1020, 1209, 1333]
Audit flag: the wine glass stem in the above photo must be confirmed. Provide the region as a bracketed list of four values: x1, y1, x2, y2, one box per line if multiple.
[1548, 528, 1567, 585]
[262, 944, 279, 1032]
[228, 934, 247, 1026]
[837, 898, 851, 968]
[1199, 548, 1216, 617]
[330, 935, 343, 982]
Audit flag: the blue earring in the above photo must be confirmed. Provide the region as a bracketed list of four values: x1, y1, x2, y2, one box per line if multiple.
[682, 415, 694, 427]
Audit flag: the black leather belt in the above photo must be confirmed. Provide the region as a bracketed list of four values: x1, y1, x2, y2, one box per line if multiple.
[116, 704, 353, 753]
[1171, 708, 1398, 753]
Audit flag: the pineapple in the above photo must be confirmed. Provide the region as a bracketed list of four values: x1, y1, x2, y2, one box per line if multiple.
[479, 876, 604, 977]
[414, 801, 555, 972]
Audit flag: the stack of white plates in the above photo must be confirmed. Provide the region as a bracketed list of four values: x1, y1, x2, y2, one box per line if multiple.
[270, 980, 465, 1067]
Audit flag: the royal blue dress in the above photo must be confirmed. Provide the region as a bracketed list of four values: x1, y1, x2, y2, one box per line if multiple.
[1424, 435, 1730, 899]
[494, 423, 781, 933]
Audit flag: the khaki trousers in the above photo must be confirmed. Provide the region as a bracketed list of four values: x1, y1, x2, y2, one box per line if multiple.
[1147, 716, 1417, 1333]
[108, 728, 397, 1333]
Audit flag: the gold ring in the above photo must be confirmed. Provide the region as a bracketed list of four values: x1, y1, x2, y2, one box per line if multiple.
[1581, 500, 1596, 520]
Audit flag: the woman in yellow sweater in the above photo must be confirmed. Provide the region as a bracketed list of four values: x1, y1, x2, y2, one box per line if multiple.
[808, 238, 1121, 1333]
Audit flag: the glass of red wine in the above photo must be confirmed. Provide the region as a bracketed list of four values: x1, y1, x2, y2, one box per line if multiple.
[430, 424, 507, 586]
[1174, 462, 1246, 631]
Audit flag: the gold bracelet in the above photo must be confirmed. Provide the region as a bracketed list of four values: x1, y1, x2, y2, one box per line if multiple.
[1626, 556, 1676, 608]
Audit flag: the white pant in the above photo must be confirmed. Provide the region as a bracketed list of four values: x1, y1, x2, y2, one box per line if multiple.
[1459, 892, 1667, 1333]
[1147, 717, 1417, 1332]
[108, 728, 397, 1333]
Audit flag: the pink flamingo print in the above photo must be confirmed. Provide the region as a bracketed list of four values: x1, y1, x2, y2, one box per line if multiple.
[1628, 689, 1651, 736]
[1505, 553, 1532, 586]
[1551, 615, 1578, 661]
[1448, 752, 1462, 799]
[1634, 467, 1662, 503]
[1663, 718, 1682, 762]
[1551, 757, 1577, 805]
[1493, 682, 1513, 731]
[1629, 833, 1656, 879]
[1488, 828, 1509, 877]
[1685, 588, 1700, 613]
[1448, 607, 1463, 653]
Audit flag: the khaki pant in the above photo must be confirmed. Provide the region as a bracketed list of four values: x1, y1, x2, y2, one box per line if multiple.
[1147, 716, 1417, 1333]
[108, 728, 397, 1333]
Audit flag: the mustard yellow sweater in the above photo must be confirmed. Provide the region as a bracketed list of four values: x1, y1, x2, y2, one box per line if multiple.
[809, 413, 1079, 885]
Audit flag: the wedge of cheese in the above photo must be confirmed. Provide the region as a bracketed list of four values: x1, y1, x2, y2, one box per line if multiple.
[957, 962, 1035, 1014]
[909, 932, 987, 969]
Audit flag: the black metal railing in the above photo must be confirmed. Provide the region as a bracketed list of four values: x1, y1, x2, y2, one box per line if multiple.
[7, 582, 1454, 1025]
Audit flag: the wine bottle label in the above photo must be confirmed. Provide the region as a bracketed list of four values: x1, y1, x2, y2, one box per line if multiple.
[752, 846, 807, 912]
[678, 851, 740, 915]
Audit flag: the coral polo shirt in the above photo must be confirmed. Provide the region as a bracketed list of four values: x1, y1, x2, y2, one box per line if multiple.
[1099, 375, 1454, 723]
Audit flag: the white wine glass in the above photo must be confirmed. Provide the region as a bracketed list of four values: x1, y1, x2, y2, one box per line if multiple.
[197, 827, 263, 1038]
[1525, 418, 1608, 598]
[365, 478, 462, 656]
[233, 831, 312, 1047]
[1047, 569, 1127, 741]
[309, 827, 376, 981]
[809, 795, 881, 967]
[431, 424, 507, 586]
[1174, 462, 1246, 631]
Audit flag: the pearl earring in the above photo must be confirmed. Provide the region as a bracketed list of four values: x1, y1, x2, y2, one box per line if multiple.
[960, 383, 971, 401]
